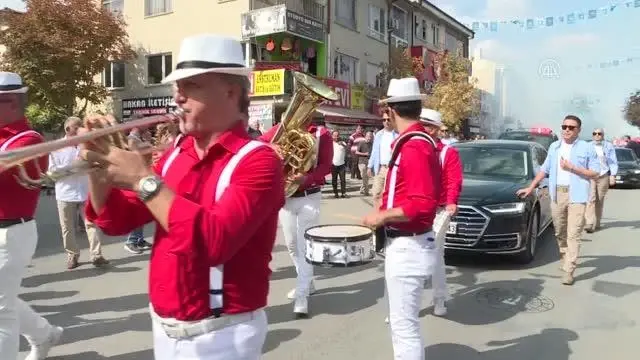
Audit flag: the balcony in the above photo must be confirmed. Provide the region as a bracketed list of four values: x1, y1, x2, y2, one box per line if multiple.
[253, 0, 325, 23]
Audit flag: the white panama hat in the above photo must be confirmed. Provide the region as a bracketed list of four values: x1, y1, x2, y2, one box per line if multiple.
[419, 108, 443, 127]
[0, 72, 28, 94]
[162, 34, 252, 84]
[383, 77, 426, 104]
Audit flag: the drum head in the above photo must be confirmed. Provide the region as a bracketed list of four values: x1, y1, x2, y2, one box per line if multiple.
[304, 224, 372, 243]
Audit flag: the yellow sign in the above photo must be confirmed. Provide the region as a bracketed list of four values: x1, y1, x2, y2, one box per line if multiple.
[251, 69, 286, 97]
[351, 85, 365, 111]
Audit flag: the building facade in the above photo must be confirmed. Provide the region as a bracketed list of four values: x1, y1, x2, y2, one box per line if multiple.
[471, 49, 509, 136]
[98, 0, 472, 132]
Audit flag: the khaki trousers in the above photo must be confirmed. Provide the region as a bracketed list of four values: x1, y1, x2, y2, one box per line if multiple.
[358, 163, 370, 194]
[585, 174, 609, 229]
[56, 201, 102, 258]
[550, 188, 586, 274]
[371, 166, 389, 202]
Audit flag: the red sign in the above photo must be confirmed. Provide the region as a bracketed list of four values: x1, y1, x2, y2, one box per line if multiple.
[531, 127, 553, 135]
[254, 61, 302, 72]
[322, 78, 350, 109]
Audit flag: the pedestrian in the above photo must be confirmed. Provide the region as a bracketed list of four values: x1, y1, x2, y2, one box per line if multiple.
[363, 77, 440, 360]
[348, 125, 364, 179]
[585, 128, 617, 233]
[82, 34, 284, 359]
[0, 71, 64, 360]
[247, 118, 262, 139]
[517, 115, 599, 285]
[49, 116, 110, 269]
[356, 131, 373, 195]
[331, 130, 348, 198]
[419, 108, 462, 317]
[367, 112, 398, 208]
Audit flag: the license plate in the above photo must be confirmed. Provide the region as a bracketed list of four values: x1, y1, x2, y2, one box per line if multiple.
[447, 222, 457, 235]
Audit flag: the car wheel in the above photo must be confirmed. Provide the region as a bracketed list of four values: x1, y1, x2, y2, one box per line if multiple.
[515, 208, 538, 264]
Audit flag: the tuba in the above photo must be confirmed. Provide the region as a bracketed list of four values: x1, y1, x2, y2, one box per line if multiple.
[271, 72, 339, 197]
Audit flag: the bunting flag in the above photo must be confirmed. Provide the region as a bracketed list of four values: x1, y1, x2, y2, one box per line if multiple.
[466, 1, 640, 32]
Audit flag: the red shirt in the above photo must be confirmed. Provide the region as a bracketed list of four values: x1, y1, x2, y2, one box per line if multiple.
[259, 124, 332, 191]
[436, 140, 463, 206]
[0, 118, 47, 219]
[380, 123, 440, 232]
[85, 123, 285, 321]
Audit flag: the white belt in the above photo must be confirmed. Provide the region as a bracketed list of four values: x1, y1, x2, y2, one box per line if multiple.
[150, 305, 260, 340]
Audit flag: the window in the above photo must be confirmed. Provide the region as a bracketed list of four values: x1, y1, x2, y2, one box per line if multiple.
[102, 61, 125, 88]
[145, 0, 172, 17]
[413, 16, 427, 41]
[366, 63, 382, 87]
[368, 5, 385, 41]
[431, 23, 440, 46]
[445, 32, 461, 54]
[335, 0, 356, 29]
[147, 53, 172, 85]
[102, 0, 124, 14]
[334, 52, 358, 84]
[390, 5, 407, 41]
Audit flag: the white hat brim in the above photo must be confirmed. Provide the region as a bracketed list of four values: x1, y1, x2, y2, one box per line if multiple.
[162, 67, 252, 84]
[0, 86, 28, 94]
[420, 118, 443, 127]
[385, 94, 426, 103]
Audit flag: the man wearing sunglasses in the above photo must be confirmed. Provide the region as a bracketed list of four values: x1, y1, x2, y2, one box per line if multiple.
[585, 128, 617, 233]
[516, 115, 599, 285]
[367, 112, 398, 208]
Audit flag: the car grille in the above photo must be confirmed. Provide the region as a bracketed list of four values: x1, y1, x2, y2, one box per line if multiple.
[445, 205, 489, 247]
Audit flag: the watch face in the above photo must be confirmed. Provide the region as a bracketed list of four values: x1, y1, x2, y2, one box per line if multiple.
[142, 179, 158, 192]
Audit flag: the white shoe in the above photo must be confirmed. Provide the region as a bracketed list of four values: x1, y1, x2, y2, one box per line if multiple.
[25, 326, 63, 360]
[287, 280, 316, 300]
[293, 296, 309, 319]
[384, 316, 389, 324]
[433, 298, 447, 317]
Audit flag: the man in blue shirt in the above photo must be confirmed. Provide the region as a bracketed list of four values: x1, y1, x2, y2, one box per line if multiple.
[585, 128, 618, 233]
[517, 115, 599, 285]
[367, 113, 398, 208]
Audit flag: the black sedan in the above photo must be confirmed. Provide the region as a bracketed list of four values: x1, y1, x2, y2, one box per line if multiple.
[446, 140, 553, 263]
[612, 147, 640, 188]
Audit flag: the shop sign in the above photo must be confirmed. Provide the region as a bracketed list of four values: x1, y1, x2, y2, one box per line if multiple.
[350, 85, 365, 111]
[286, 10, 324, 42]
[254, 61, 302, 72]
[121, 96, 174, 119]
[322, 79, 350, 109]
[250, 69, 286, 97]
[241, 5, 287, 40]
[248, 103, 273, 128]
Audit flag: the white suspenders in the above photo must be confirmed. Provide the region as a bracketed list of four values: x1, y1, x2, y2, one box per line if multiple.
[439, 145, 449, 168]
[160, 138, 267, 316]
[314, 126, 321, 167]
[0, 130, 41, 151]
[385, 136, 436, 209]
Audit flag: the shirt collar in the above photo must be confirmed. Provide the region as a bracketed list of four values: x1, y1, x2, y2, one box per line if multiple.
[391, 122, 425, 148]
[1, 117, 31, 139]
[178, 121, 250, 155]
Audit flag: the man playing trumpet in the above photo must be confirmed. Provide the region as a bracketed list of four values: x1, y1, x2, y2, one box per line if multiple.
[81, 34, 284, 359]
[0, 72, 63, 360]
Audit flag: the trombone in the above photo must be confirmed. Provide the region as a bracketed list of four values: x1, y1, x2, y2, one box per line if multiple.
[0, 109, 185, 189]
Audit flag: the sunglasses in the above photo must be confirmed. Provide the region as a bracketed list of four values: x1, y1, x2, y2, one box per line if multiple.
[561, 125, 577, 131]
[592, 132, 603, 136]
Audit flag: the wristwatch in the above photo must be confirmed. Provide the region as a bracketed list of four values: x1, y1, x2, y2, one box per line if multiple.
[137, 175, 163, 202]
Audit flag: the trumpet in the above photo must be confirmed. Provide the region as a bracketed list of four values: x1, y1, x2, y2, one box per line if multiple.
[0, 108, 185, 189]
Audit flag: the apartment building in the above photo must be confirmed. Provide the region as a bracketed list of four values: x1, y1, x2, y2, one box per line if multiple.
[471, 48, 509, 136]
[97, 0, 471, 130]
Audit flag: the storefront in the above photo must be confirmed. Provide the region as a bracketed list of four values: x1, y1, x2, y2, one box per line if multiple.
[241, 4, 326, 77]
[248, 68, 291, 131]
[121, 96, 176, 120]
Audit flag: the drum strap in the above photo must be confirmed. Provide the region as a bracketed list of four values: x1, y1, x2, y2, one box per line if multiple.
[160, 138, 266, 317]
[0, 130, 42, 152]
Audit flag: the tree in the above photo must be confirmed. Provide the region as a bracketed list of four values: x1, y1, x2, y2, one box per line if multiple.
[365, 45, 418, 101]
[624, 90, 640, 129]
[424, 52, 479, 131]
[0, 0, 135, 132]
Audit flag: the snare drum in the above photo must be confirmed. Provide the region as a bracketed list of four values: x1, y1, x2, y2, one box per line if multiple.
[304, 224, 375, 267]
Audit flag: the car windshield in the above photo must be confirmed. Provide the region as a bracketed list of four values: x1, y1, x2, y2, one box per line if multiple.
[499, 132, 556, 149]
[457, 147, 529, 179]
[615, 148, 636, 162]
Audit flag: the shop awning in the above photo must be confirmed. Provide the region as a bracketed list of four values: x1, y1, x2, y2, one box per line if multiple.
[315, 105, 382, 126]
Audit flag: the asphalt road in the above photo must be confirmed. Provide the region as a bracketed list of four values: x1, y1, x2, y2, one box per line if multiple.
[19, 180, 640, 359]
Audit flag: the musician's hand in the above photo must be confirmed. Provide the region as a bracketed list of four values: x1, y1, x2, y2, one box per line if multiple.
[80, 114, 126, 154]
[445, 204, 458, 216]
[289, 173, 307, 185]
[362, 211, 386, 228]
[83, 146, 153, 190]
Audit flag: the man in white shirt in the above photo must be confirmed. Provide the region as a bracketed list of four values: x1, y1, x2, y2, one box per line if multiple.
[585, 128, 618, 233]
[331, 130, 348, 198]
[49, 117, 109, 269]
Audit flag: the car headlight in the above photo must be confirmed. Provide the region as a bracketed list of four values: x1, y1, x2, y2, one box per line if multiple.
[483, 202, 526, 214]
[633, 169, 640, 174]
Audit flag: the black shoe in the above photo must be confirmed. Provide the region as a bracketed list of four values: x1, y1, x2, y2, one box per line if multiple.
[334, 194, 340, 198]
[124, 243, 143, 254]
[137, 240, 153, 250]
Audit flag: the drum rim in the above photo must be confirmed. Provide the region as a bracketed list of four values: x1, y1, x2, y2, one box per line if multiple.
[304, 224, 373, 243]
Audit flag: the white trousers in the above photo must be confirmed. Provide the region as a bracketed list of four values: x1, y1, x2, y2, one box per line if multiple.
[278, 192, 320, 297]
[431, 208, 451, 300]
[385, 232, 437, 360]
[0, 221, 54, 359]
[152, 309, 268, 360]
